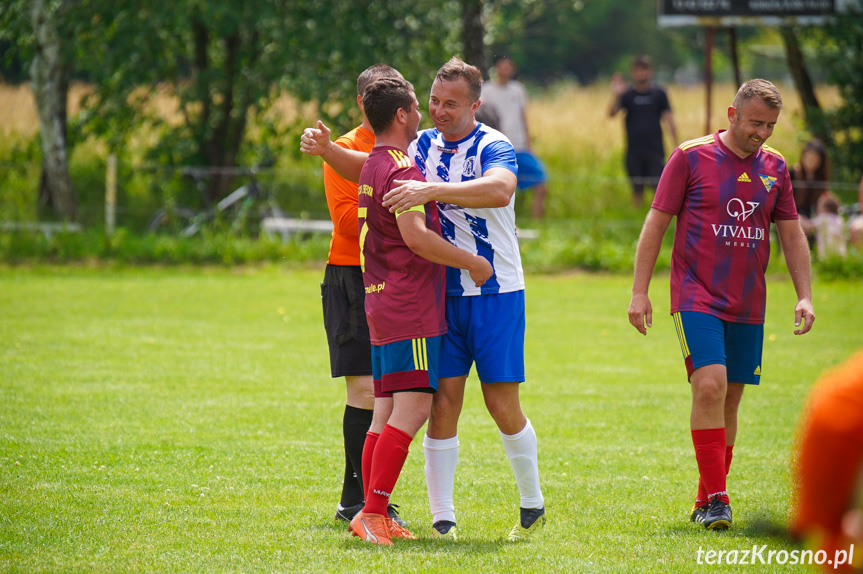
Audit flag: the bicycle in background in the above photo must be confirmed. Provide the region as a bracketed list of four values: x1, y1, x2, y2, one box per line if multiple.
[148, 167, 285, 237]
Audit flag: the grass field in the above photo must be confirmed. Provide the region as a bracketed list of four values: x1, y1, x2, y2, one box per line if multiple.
[1, 266, 861, 572]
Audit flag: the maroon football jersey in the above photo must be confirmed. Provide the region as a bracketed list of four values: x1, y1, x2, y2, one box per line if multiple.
[653, 131, 798, 324]
[358, 146, 447, 344]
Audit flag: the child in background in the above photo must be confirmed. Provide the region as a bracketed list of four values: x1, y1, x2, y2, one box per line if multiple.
[811, 192, 846, 259]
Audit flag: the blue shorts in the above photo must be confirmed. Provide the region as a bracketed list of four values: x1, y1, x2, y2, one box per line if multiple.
[673, 311, 764, 385]
[515, 151, 547, 190]
[440, 291, 525, 383]
[371, 336, 441, 397]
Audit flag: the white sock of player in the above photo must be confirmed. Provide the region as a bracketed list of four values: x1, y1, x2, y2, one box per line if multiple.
[424, 434, 459, 524]
[501, 418, 544, 509]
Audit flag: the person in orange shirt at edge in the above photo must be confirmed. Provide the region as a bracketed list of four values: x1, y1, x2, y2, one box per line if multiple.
[791, 349, 863, 572]
[318, 64, 407, 529]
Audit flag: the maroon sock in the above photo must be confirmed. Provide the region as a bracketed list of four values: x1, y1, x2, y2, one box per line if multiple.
[364, 424, 412, 516]
[361, 431, 380, 502]
[692, 428, 729, 504]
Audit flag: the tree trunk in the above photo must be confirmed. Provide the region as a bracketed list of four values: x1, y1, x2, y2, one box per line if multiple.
[30, 0, 77, 221]
[461, 0, 486, 78]
[780, 26, 832, 146]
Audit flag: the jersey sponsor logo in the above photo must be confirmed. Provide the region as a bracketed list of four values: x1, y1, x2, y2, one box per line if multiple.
[759, 174, 777, 193]
[462, 157, 476, 179]
[437, 144, 458, 154]
[726, 198, 759, 222]
[737, 172, 751, 182]
[359, 184, 373, 196]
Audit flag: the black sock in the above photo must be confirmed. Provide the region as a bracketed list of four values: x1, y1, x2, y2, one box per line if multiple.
[340, 404, 373, 506]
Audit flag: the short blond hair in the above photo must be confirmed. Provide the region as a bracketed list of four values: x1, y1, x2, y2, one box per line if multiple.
[733, 79, 783, 110]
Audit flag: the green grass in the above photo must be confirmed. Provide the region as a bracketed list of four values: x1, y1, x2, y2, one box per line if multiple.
[1, 266, 861, 572]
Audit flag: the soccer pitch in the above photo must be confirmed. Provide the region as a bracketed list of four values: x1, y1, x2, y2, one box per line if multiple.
[1, 266, 860, 573]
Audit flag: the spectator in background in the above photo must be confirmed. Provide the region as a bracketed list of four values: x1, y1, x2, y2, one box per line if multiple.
[811, 192, 847, 259]
[609, 55, 678, 208]
[791, 349, 863, 572]
[481, 55, 549, 219]
[790, 139, 831, 244]
[849, 175, 863, 249]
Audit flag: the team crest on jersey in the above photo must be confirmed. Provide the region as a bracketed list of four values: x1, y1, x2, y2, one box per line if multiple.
[759, 174, 777, 193]
[462, 157, 476, 179]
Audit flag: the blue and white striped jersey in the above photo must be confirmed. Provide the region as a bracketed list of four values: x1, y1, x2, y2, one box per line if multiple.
[409, 122, 524, 297]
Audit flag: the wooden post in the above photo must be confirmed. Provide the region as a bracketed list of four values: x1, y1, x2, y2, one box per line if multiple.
[105, 154, 117, 236]
[705, 27, 714, 135]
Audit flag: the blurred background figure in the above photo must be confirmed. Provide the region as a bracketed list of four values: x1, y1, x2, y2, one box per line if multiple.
[791, 349, 863, 572]
[790, 139, 831, 246]
[608, 55, 677, 208]
[849, 176, 863, 249]
[481, 55, 548, 219]
[811, 192, 847, 259]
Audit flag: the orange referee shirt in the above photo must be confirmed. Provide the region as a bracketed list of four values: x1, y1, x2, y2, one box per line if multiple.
[324, 125, 375, 266]
[792, 349, 863, 569]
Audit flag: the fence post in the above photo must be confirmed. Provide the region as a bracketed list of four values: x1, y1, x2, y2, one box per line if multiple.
[105, 154, 117, 236]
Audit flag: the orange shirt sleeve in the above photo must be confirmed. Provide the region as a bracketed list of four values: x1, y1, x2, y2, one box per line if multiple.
[323, 126, 374, 266]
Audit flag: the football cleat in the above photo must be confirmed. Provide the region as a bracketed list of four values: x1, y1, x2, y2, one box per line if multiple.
[507, 507, 546, 541]
[387, 503, 407, 528]
[431, 520, 458, 541]
[388, 519, 417, 540]
[703, 498, 732, 531]
[690, 502, 709, 524]
[349, 511, 393, 546]
[335, 502, 364, 522]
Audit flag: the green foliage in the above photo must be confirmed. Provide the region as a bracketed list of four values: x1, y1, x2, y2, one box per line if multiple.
[0, 228, 330, 265]
[2, 268, 861, 572]
[805, 10, 863, 185]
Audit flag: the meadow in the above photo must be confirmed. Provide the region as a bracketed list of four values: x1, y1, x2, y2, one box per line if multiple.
[2, 265, 861, 573]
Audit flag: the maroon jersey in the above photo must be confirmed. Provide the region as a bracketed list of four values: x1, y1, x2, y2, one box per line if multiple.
[652, 131, 798, 324]
[358, 145, 447, 345]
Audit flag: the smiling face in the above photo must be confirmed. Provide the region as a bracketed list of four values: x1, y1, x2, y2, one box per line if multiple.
[725, 98, 781, 158]
[428, 77, 480, 142]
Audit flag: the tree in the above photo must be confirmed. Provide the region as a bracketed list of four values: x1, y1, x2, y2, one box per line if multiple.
[803, 9, 863, 187]
[1, 0, 78, 221]
[74, 0, 461, 204]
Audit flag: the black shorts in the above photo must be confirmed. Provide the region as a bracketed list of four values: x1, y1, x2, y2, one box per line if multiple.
[321, 264, 372, 378]
[625, 147, 665, 192]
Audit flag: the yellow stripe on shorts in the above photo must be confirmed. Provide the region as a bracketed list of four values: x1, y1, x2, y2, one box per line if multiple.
[412, 338, 427, 371]
[673, 312, 691, 359]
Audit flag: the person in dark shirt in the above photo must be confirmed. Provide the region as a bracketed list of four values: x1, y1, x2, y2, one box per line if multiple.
[609, 55, 678, 207]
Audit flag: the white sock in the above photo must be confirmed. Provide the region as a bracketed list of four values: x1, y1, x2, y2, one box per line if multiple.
[424, 434, 459, 524]
[501, 419, 544, 509]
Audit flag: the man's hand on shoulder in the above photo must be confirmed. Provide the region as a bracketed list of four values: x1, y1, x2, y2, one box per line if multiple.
[384, 180, 435, 214]
[300, 121, 332, 157]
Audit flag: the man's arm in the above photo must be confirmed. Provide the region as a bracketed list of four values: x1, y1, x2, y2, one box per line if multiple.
[628, 208, 674, 335]
[397, 211, 493, 287]
[300, 121, 368, 182]
[662, 110, 678, 148]
[383, 167, 516, 213]
[775, 218, 815, 335]
[608, 72, 626, 117]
